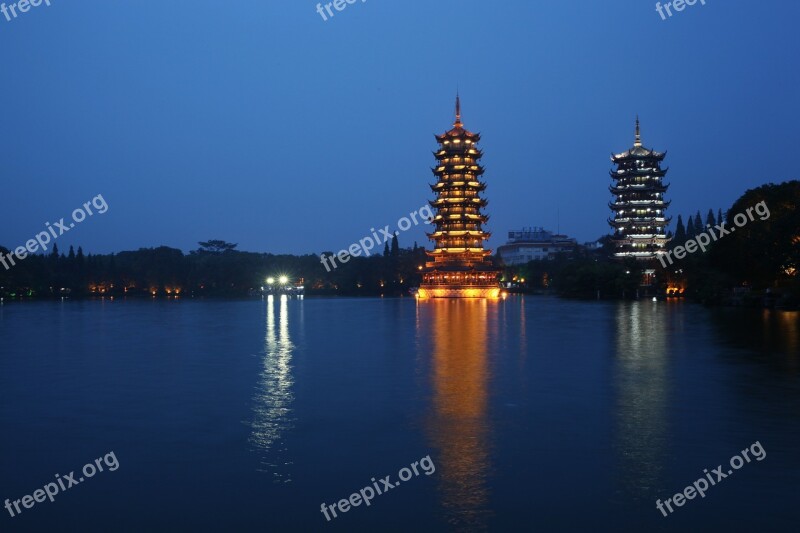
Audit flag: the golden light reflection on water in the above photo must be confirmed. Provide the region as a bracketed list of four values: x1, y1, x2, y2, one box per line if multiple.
[251, 294, 298, 482]
[613, 301, 670, 499]
[779, 311, 799, 359]
[418, 299, 494, 530]
[761, 309, 800, 369]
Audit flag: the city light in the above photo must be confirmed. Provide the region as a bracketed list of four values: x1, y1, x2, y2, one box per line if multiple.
[262, 274, 304, 296]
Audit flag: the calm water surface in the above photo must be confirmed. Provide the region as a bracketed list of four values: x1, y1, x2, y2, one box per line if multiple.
[1, 296, 798, 532]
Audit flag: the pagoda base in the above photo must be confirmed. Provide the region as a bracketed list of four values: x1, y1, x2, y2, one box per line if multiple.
[416, 285, 501, 299]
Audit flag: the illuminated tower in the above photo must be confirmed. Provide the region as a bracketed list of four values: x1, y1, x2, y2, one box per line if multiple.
[608, 118, 672, 260]
[417, 96, 500, 299]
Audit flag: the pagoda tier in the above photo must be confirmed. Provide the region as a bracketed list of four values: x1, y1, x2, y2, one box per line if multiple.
[429, 197, 489, 208]
[609, 185, 669, 195]
[608, 118, 672, 262]
[609, 200, 671, 210]
[433, 166, 485, 177]
[418, 96, 500, 299]
[609, 168, 668, 178]
[608, 218, 672, 229]
[432, 181, 486, 192]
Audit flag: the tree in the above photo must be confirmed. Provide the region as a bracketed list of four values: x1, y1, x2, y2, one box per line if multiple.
[108, 254, 118, 286]
[391, 234, 399, 257]
[709, 180, 800, 288]
[706, 209, 716, 228]
[686, 215, 696, 239]
[383, 242, 390, 257]
[673, 215, 686, 245]
[718, 208, 724, 225]
[694, 211, 703, 234]
[197, 240, 238, 254]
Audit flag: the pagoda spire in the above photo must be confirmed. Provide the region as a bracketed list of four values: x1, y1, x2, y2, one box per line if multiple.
[454, 93, 462, 127]
[634, 115, 642, 147]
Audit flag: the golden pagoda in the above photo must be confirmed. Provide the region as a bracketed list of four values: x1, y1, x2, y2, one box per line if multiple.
[417, 96, 501, 299]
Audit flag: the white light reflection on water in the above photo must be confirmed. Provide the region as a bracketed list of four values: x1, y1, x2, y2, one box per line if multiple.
[250, 294, 298, 482]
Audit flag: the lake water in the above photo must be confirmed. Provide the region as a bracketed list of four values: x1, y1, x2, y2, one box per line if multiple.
[1, 296, 798, 532]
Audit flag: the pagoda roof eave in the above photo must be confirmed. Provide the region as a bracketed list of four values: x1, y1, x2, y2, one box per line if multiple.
[609, 168, 668, 178]
[611, 146, 666, 161]
[435, 129, 481, 142]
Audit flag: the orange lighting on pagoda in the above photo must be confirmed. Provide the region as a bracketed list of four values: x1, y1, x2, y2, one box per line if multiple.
[417, 96, 500, 299]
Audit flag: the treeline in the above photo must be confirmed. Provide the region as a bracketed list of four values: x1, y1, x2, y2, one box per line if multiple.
[3, 182, 797, 305]
[0, 237, 429, 299]
[505, 181, 800, 307]
[672, 181, 800, 306]
[502, 238, 646, 299]
[673, 209, 726, 244]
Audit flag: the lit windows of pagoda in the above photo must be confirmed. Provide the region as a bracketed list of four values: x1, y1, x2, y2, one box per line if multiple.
[608, 117, 672, 261]
[417, 96, 500, 299]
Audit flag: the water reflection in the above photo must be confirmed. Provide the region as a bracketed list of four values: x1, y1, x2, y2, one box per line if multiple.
[613, 301, 671, 500]
[250, 294, 297, 482]
[710, 308, 799, 373]
[419, 299, 493, 531]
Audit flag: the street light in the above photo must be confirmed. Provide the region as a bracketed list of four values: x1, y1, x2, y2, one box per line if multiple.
[279, 275, 289, 285]
[267, 277, 275, 285]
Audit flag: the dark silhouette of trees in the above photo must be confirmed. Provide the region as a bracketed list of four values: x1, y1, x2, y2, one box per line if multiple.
[0, 236, 431, 299]
[706, 209, 716, 228]
[673, 215, 686, 246]
[708, 182, 800, 289]
[197, 240, 238, 254]
[2, 181, 796, 306]
[686, 215, 696, 239]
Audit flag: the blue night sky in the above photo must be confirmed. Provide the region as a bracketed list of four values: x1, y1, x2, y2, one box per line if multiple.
[1, 0, 797, 256]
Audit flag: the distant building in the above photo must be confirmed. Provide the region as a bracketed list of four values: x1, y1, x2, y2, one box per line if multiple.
[496, 227, 577, 265]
